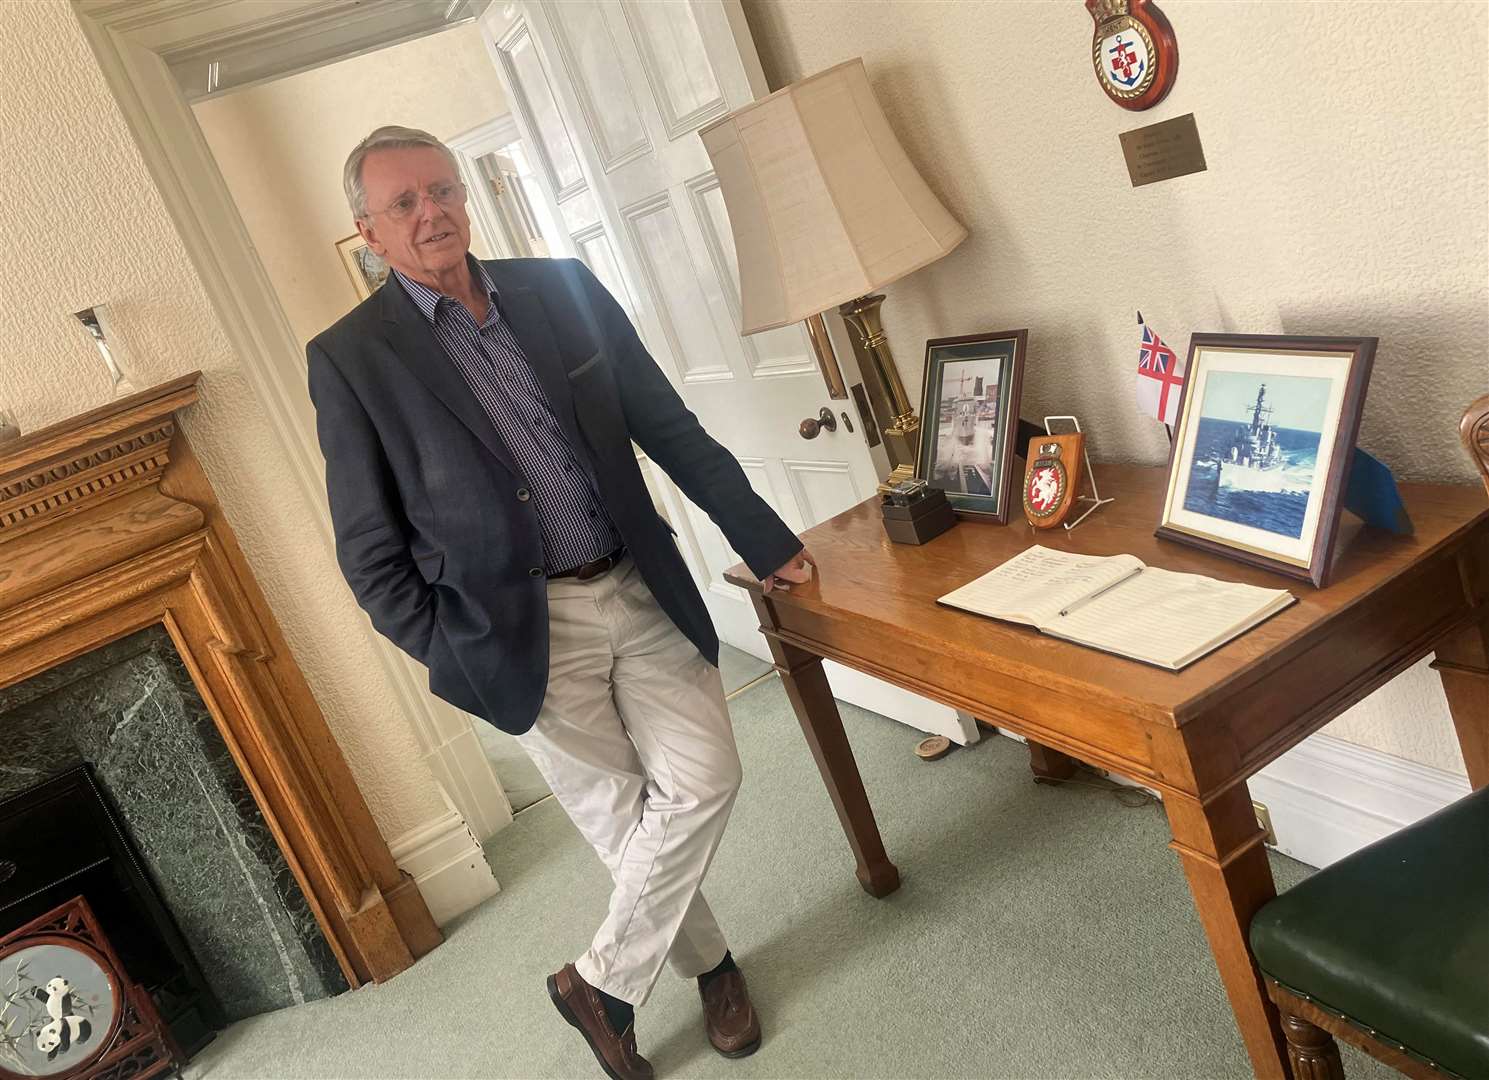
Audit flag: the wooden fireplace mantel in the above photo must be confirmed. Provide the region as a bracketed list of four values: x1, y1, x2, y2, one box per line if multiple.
[0, 372, 442, 986]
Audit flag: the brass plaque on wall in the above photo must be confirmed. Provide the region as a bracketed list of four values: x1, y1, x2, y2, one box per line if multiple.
[1119, 112, 1206, 187]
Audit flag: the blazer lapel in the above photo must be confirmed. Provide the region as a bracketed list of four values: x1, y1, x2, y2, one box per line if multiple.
[378, 278, 519, 477]
[491, 280, 593, 474]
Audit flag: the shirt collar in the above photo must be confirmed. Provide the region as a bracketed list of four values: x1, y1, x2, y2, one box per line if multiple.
[393, 256, 499, 325]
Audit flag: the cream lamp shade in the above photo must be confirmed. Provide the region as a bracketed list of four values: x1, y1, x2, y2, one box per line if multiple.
[700, 58, 968, 335]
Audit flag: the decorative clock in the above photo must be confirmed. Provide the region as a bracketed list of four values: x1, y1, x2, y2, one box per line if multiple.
[1086, 0, 1178, 111]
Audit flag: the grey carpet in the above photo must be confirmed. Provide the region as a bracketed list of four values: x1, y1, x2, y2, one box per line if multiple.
[718, 643, 772, 696]
[186, 676, 1394, 1080]
[474, 722, 550, 811]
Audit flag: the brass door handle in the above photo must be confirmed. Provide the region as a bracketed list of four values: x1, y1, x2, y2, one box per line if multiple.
[799, 407, 838, 440]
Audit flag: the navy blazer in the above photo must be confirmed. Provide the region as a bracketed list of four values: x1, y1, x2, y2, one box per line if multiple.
[307, 257, 800, 734]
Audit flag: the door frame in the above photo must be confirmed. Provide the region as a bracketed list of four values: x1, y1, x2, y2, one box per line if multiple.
[447, 113, 573, 262]
[72, 1, 515, 841]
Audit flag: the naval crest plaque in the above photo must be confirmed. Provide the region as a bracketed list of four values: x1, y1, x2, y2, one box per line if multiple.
[1086, 0, 1178, 111]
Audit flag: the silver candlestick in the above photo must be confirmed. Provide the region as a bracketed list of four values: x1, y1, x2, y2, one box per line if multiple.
[74, 304, 139, 399]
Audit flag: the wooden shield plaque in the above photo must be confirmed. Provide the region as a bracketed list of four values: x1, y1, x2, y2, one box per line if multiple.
[1086, 0, 1178, 111]
[1022, 434, 1085, 529]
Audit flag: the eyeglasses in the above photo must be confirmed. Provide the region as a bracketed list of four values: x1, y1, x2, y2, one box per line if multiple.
[367, 181, 467, 223]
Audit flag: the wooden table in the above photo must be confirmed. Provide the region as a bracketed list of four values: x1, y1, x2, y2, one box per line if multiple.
[725, 465, 1489, 1079]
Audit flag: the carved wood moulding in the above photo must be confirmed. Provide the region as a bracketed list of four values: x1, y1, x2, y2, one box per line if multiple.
[0, 374, 441, 990]
[0, 375, 195, 539]
[0, 420, 173, 534]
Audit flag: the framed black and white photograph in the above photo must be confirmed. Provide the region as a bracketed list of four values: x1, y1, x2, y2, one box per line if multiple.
[335, 234, 390, 300]
[916, 330, 1027, 523]
[1157, 333, 1376, 587]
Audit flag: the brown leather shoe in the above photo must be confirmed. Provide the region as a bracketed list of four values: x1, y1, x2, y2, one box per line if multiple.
[700, 969, 762, 1058]
[547, 964, 654, 1080]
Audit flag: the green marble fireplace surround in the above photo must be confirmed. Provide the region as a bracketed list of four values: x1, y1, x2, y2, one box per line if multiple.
[0, 373, 442, 1003]
[0, 624, 348, 1019]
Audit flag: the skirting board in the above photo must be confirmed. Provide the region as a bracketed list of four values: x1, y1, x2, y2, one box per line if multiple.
[389, 809, 500, 926]
[1250, 732, 1470, 870]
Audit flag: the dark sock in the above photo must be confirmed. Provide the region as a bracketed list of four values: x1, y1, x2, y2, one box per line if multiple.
[697, 950, 738, 991]
[597, 988, 633, 1034]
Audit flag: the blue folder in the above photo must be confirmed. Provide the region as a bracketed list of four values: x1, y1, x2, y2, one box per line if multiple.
[1344, 447, 1412, 535]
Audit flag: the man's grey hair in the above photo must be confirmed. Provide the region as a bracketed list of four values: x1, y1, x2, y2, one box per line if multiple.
[343, 125, 458, 219]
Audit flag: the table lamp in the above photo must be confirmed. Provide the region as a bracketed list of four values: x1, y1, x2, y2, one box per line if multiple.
[701, 57, 968, 490]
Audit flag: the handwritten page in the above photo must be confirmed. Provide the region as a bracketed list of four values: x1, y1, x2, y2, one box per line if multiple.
[938, 546, 1144, 628]
[937, 545, 1295, 670]
[1047, 566, 1293, 669]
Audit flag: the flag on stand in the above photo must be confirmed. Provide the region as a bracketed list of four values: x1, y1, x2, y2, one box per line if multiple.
[1135, 313, 1184, 426]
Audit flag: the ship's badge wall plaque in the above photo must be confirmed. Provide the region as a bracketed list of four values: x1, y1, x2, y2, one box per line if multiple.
[1023, 434, 1084, 529]
[1086, 0, 1178, 111]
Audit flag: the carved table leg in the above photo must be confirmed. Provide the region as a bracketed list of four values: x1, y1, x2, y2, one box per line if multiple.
[1279, 1012, 1346, 1080]
[1432, 616, 1489, 789]
[1026, 739, 1078, 783]
[750, 594, 900, 897]
[1165, 783, 1289, 1080]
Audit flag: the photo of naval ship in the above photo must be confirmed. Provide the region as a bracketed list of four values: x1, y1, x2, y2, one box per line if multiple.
[1184, 371, 1326, 541]
[932, 367, 1000, 496]
[1216, 384, 1307, 495]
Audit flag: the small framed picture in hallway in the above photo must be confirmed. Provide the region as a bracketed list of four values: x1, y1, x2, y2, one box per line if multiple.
[335, 234, 390, 300]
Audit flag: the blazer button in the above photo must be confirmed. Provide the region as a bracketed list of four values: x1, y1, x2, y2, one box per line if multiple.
[517, 488, 531, 501]
[528, 567, 543, 578]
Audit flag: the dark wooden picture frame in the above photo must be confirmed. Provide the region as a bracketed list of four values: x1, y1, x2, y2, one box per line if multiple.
[1156, 333, 1376, 587]
[915, 330, 1027, 524]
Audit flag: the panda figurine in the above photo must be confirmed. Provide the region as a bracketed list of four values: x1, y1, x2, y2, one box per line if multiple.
[32, 976, 93, 1061]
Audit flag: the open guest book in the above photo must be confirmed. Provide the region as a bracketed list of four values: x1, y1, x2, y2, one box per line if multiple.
[937, 546, 1296, 671]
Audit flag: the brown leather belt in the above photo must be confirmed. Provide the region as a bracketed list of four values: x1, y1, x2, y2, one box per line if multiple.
[549, 546, 626, 582]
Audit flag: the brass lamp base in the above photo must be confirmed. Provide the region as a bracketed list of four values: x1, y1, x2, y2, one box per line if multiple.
[838, 293, 921, 493]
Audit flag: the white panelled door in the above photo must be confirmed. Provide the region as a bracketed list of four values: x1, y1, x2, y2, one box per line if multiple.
[479, 1, 973, 743]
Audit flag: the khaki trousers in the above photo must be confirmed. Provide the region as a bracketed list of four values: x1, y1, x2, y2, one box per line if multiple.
[517, 556, 740, 1006]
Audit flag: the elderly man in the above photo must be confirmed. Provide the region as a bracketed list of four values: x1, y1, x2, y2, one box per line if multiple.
[307, 125, 812, 1079]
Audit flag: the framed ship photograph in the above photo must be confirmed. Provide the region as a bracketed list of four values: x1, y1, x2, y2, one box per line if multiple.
[915, 330, 1027, 523]
[1156, 333, 1376, 587]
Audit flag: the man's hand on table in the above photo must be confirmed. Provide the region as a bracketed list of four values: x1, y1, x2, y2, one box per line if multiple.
[762, 547, 815, 594]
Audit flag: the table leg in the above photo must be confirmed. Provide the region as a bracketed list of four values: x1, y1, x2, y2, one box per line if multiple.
[1026, 739, 1078, 783]
[1165, 783, 1289, 1080]
[750, 596, 900, 897]
[1432, 617, 1489, 789]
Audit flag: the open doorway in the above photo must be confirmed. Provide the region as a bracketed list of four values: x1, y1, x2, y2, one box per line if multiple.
[190, 20, 553, 812]
[449, 117, 562, 261]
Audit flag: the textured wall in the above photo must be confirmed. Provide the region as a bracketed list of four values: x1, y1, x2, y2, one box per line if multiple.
[742, 0, 1487, 776]
[193, 22, 507, 350]
[0, 1, 445, 838]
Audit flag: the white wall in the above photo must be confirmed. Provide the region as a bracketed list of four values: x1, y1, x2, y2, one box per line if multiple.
[193, 22, 507, 349]
[742, 0, 1487, 778]
[0, 2, 446, 840]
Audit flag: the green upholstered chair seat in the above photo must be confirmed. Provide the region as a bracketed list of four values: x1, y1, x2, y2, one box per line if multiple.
[1250, 785, 1489, 1078]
